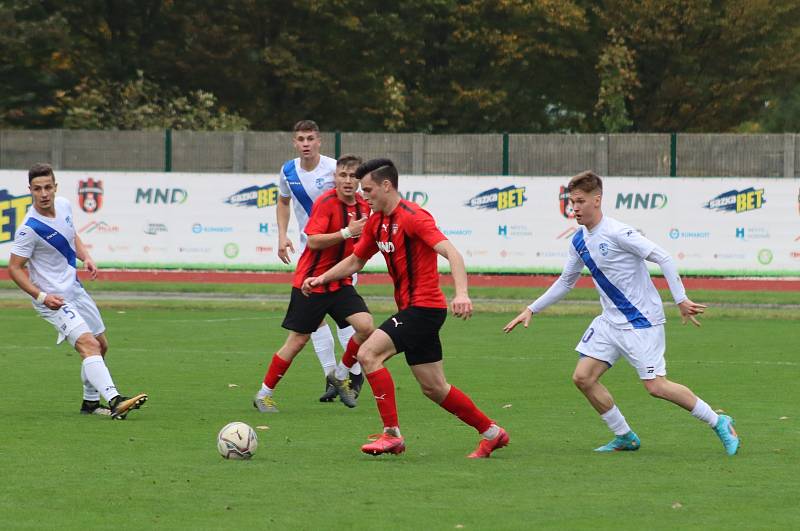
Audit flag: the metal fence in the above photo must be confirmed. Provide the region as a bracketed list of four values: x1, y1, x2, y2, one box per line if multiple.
[0, 129, 797, 177]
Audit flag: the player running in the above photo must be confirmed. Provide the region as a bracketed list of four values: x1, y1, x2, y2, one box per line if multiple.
[276, 120, 364, 401]
[254, 155, 373, 412]
[504, 171, 739, 456]
[303, 158, 509, 458]
[8, 163, 147, 420]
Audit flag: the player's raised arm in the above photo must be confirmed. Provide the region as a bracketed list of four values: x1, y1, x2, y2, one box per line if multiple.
[433, 240, 472, 320]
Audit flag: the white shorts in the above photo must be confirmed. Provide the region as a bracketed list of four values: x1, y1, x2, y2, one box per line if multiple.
[34, 287, 106, 346]
[575, 315, 666, 380]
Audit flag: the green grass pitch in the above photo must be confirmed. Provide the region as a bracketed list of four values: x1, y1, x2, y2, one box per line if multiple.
[0, 296, 798, 529]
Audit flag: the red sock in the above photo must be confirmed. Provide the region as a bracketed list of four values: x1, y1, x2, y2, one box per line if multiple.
[263, 354, 292, 390]
[365, 367, 399, 429]
[342, 337, 360, 369]
[439, 386, 493, 434]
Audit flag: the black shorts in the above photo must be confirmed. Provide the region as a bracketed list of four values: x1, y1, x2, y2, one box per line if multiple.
[282, 286, 369, 334]
[378, 307, 447, 365]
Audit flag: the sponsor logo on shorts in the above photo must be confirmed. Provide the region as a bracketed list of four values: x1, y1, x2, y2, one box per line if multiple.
[703, 188, 765, 213]
[0, 189, 32, 244]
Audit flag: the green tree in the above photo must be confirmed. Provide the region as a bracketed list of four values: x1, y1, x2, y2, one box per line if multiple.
[594, 0, 800, 131]
[60, 71, 249, 130]
[595, 29, 639, 132]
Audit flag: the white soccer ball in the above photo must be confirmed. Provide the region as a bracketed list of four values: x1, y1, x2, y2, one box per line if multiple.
[217, 421, 258, 460]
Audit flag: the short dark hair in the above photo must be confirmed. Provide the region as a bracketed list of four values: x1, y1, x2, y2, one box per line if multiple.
[293, 120, 319, 133]
[567, 170, 602, 195]
[29, 162, 55, 183]
[355, 158, 398, 188]
[336, 154, 363, 169]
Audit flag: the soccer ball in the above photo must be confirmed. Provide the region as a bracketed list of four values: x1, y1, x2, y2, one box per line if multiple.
[217, 421, 258, 460]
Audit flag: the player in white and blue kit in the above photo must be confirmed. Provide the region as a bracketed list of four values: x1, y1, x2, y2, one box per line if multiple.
[504, 171, 740, 455]
[8, 163, 147, 420]
[275, 120, 363, 401]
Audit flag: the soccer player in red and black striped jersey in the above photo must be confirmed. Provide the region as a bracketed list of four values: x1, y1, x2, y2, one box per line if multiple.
[304, 158, 509, 458]
[253, 155, 374, 412]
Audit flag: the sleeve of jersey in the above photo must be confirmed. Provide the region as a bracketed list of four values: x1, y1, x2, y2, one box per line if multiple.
[646, 246, 687, 305]
[413, 211, 447, 248]
[304, 200, 329, 236]
[10, 225, 35, 259]
[353, 218, 378, 261]
[528, 245, 583, 314]
[277, 169, 291, 198]
[615, 226, 656, 259]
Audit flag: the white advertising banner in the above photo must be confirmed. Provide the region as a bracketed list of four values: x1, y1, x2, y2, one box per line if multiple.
[1, 171, 798, 274]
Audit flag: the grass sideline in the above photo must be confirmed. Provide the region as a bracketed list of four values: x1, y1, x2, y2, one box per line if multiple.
[0, 306, 797, 529]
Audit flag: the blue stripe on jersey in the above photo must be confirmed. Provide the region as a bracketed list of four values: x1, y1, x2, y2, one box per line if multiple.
[572, 230, 651, 329]
[282, 160, 314, 216]
[24, 217, 77, 269]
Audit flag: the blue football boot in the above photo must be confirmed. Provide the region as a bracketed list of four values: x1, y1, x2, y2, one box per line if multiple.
[713, 415, 740, 455]
[594, 430, 641, 452]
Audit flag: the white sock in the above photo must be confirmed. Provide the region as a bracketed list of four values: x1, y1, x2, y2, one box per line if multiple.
[257, 383, 273, 399]
[384, 426, 401, 437]
[334, 363, 349, 381]
[691, 398, 719, 427]
[82, 355, 119, 402]
[481, 424, 500, 440]
[311, 325, 337, 375]
[600, 405, 631, 436]
[80, 364, 100, 401]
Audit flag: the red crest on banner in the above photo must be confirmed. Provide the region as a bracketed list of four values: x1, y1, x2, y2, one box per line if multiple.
[78, 179, 104, 213]
[559, 185, 575, 219]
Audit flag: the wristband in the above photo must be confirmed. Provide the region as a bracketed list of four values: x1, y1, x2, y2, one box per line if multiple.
[36, 291, 47, 304]
[340, 227, 353, 239]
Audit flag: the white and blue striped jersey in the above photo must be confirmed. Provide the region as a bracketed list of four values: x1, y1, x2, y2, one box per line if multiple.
[546, 216, 665, 329]
[278, 155, 336, 248]
[11, 197, 81, 298]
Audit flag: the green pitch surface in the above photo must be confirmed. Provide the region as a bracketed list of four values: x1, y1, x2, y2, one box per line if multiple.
[1, 303, 798, 529]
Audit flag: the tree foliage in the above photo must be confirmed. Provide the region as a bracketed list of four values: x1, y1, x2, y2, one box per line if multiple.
[1, 0, 799, 132]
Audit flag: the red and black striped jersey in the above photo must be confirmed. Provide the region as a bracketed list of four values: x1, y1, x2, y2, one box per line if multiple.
[293, 189, 369, 293]
[353, 199, 448, 310]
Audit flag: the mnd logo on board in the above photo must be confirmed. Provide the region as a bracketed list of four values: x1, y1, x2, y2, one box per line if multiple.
[225, 184, 279, 208]
[703, 188, 765, 214]
[0, 190, 32, 244]
[465, 185, 526, 211]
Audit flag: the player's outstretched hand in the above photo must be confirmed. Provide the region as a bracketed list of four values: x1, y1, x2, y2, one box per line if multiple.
[503, 308, 532, 333]
[84, 257, 98, 280]
[451, 294, 473, 320]
[678, 298, 707, 327]
[278, 237, 295, 264]
[301, 276, 320, 296]
[45, 294, 65, 310]
[348, 215, 368, 238]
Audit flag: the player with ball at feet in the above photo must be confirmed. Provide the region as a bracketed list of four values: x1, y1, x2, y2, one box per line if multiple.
[303, 158, 509, 458]
[503, 171, 739, 456]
